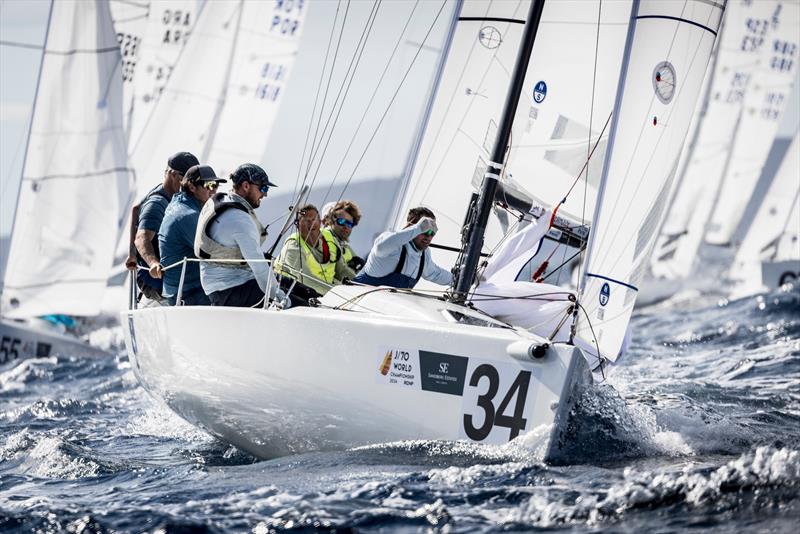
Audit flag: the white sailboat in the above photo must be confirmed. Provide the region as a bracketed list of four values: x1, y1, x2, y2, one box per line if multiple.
[0, 0, 134, 366]
[648, 0, 786, 287]
[729, 131, 800, 294]
[123, 0, 722, 461]
[705, 0, 799, 246]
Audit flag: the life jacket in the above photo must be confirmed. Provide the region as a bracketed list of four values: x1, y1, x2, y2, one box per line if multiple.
[194, 192, 266, 268]
[274, 232, 336, 284]
[321, 227, 354, 265]
[352, 244, 425, 289]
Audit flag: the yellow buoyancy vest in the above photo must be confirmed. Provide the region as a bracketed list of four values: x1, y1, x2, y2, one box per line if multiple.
[194, 193, 266, 268]
[321, 227, 354, 264]
[275, 232, 336, 285]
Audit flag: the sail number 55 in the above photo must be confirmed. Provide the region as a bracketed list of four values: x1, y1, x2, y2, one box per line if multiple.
[462, 364, 532, 442]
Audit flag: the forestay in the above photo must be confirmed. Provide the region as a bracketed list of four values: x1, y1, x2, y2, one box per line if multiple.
[575, 0, 724, 363]
[706, 0, 799, 246]
[652, 0, 779, 279]
[393, 0, 629, 284]
[2, 0, 133, 319]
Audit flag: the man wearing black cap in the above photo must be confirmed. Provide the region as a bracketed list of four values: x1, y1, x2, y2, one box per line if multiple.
[194, 163, 286, 307]
[158, 165, 227, 306]
[126, 151, 199, 303]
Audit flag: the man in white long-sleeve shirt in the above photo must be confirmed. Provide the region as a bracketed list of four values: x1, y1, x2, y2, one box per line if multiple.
[354, 207, 452, 289]
[195, 163, 286, 307]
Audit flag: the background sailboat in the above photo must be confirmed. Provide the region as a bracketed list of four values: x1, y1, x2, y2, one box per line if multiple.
[0, 0, 133, 364]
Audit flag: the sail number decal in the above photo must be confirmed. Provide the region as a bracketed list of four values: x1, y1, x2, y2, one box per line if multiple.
[0, 336, 21, 364]
[460, 360, 536, 444]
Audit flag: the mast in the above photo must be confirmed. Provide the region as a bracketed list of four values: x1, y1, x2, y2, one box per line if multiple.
[0, 0, 54, 300]
[451, 0, 546, 300]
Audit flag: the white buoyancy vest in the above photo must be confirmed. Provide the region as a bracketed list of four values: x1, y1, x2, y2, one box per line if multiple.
[194, 192, 266, 267]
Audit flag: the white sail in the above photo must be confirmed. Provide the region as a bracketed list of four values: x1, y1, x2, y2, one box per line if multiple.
[730, 131, 800, 290]
[2, 0, 133, 319]
[706, 0, 799, 245]
[110, 0, 200, 145]
[575, 0, 724, 363]
[393, 0, 630, 285]
[649, 0, 778, 280]
[203, 0, 307, 178]
[127, 0, 242, 200]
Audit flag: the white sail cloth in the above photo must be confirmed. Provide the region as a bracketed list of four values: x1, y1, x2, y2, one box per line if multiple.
[730, 131, 800, 290]
[652, 0, 786, 279]
[706, 1, 800, 245]
[394, 0, 630, 288]
[2, 0, 133, 319]
[575, 0, 724, 363]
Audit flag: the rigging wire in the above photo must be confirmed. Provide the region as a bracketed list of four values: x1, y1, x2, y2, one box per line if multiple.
[320, 0, 423, 206]
[294, 0, 350, 198]
[302, 0, 383, 196]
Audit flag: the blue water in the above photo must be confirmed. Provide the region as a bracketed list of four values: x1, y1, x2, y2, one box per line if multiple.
[1, 282, 799, 532]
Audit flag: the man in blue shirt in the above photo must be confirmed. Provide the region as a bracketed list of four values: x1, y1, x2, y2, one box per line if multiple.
[159, 165, 227, 305]
[125, 151, 199, 303]
[354, 207, 452, 289]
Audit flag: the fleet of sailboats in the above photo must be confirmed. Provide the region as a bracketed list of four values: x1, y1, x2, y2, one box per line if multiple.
[0, 0, 797, 459]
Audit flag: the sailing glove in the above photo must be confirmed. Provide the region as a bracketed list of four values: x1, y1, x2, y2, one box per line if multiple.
[415, 217, 438, 235]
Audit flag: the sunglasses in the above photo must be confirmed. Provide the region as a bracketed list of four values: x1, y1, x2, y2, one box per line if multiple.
[258, 185, 270, 194]
[202, 181, 219, 191]
[423, 229, 436, 237]
[335, 217, 356, 228]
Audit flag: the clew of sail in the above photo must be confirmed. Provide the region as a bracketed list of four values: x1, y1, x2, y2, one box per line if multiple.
[394, 0, 629, 287]
[574, 0, 724, 363]
[705, 0, 799, 246]
[2, 0, 133, 319]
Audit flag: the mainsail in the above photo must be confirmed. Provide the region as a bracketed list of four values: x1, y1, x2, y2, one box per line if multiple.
[706, 0, 799, 245]
[109, 0, 200, 144]
[128, 0, 305, 200]
[575, 0, 724, 363]
[2, 0, 133, 318]
[649, 0, 775, 280]
[393, 0, 630, 285]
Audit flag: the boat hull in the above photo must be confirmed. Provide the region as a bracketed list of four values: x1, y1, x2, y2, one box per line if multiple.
[0, 318, 109, 368]
[124, 300, 589, 461]
[762, 259, 800, 290]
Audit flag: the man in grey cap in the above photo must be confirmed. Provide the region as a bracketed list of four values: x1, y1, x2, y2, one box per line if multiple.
[159, 165, 227, 306]
[194, 163, 287, 307]
[126, 151, 199, 303]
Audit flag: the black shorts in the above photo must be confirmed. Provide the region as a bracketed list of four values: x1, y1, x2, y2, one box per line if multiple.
[208, 278, 264, 308]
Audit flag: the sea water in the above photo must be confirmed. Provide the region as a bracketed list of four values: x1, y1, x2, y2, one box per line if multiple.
[1, 282, 798, 532]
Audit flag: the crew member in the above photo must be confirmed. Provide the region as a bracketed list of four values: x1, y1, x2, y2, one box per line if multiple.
[195, 163, 286, 307]
[158, 165, 226, 306]
[321, 200, 365, 279]
[275, 204, 350, 296]
[353, 207, 452, 289]
[126, 151, 199, 303]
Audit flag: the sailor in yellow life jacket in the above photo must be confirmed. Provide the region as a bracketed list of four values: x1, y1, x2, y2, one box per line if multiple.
[275, 203, 350, 296]
[320, 199, 365, 279]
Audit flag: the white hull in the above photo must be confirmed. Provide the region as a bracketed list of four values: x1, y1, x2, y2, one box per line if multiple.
[0, 317, 110, 368]
[762, 259, 800, 290]
[123, 287, 589, 461]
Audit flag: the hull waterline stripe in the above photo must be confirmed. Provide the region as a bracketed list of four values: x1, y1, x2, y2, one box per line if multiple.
[634, 15, 718, 37]
[585, 272, 639, 292]
[458, 17, 525, 25]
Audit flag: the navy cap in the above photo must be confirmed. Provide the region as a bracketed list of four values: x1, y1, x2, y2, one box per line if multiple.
[230, 163, 277, 188]
[167, 151, 200, 175]
[184, 165, 227, 184]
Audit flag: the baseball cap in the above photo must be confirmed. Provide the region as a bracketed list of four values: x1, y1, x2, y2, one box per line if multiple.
[184, 165, 227, 184]
[230, 163, 277, 188]
[167, 151, 200, 175]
